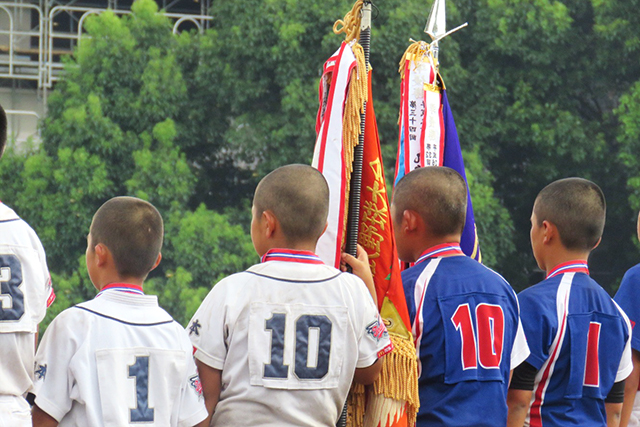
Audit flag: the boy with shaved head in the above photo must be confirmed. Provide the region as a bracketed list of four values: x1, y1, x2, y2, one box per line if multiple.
[189, 164, 392, 427]
[507, 178, 632, 427]
[393, 166, 529, 427]
[31, 197, 208, 427]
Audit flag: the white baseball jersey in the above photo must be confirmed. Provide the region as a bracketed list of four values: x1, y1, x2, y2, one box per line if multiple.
[188, 249, 393, 427]
[33, 284, 208, 427]
[0, 202, 54, 397]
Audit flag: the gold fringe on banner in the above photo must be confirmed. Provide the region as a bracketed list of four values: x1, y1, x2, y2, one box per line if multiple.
[398, 41, 431, 80]
[347, 383, 366, 427]
[348, 334, 420, 427]
[368, 335, 419, 427]
[397, 40, 444, 128]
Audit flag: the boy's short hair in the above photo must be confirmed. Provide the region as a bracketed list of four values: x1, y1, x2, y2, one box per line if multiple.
[533, 178, 605, 251]
[90, 196, 164, 278]
[392, 166, 467, 237]
[0, 104, 7, 158]
[253, 164, 329, 243]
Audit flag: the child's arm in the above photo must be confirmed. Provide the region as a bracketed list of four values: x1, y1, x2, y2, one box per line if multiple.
[341, 245, 377, 306]
[507, 361, 537, 427]
[32, 404, 58, 427]
[620, 349, 640, 427]
[506, 389, 531, 427]
[607, 402, 624, 427]
[195, 359, 222, 427]
[353, 357, 383, 385]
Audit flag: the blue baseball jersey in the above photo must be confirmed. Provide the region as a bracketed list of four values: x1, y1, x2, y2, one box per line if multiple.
[615, 263, 640, 352]
[403, 244, 529, 427]
[519, 262, 632, 427]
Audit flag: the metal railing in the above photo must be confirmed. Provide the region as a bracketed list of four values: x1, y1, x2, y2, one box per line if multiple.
[0, 1, 212, 94]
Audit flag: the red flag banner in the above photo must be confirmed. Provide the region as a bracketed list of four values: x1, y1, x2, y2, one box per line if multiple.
[352, 71, 418, 427]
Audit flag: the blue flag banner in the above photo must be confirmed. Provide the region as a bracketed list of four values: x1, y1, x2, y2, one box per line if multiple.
[442, 90, 481, 261]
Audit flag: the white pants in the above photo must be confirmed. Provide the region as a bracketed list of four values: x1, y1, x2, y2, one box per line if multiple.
[0, 395, 31, 427]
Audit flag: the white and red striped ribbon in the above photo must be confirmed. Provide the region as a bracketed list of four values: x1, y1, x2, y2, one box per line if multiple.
[312, 42, 358, 268]
[398, 56, 444, 178]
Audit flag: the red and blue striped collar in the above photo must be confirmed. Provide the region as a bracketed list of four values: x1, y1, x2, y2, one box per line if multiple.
[546, 261, 589, 279]
[416, 243, 465, 264]
[96, 283, 145, 298]
[261, 249, 324, 265]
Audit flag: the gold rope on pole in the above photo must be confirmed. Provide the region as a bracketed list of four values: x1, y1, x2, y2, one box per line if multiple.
[332, 0, 368, 249]
[333, 0, 364, 43]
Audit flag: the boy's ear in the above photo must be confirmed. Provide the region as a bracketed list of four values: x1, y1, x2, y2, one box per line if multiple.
[150, 253, 162, 272]
[592, 237, 602, 250]
[402, 209, 420, 233]
[94, 243, 110, 266]
[262, 210, 277, 238]
[541, 220, 556, 244]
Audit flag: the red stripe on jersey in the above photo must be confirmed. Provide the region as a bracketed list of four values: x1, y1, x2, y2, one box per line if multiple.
[46, 288, 56, 308]
[416, 243, 464, 264]
[377, 342, 394, 358]
[261, 249, 325, 265]
[546, 261, 589, 279]
[97, 283, 145, 297]
[530, 285, 571, 426]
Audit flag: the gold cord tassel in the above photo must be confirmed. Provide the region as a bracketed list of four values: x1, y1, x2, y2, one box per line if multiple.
[333, 0, 364, 43]
[341, 43, 367, 239]
[347, 382, 366, 427]
[347, 334, 420, 427]
[398, 41, 431, 80]
[332, 0, 368, 246]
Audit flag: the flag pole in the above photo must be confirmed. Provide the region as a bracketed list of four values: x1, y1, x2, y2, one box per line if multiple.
[345, 0, 372, 259]
[340, 2, 372, 426]
[424, 0, 467, 70]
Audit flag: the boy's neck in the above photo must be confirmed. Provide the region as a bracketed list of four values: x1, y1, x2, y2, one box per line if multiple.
[412, 234, 461, 262]
[94, 274, 145, 291]
[263, 238, 318, 255]
[541, 248, 590, 276]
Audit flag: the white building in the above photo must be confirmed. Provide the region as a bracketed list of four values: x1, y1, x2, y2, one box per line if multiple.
[0, 0, 211, 144]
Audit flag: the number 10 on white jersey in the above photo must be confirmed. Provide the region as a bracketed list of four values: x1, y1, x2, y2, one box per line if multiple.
[248, 303, 347, 390]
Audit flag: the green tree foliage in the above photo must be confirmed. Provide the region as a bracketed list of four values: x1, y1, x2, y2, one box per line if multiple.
[201, 0, 517, 270]
[6, 0, 640, 335]
[430, 0, 640, 290]
[0, 0, 257, 329]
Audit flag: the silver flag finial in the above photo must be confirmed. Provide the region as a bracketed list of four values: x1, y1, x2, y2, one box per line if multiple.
[425, 0, 446, 41]
[424, 0, 467, 66]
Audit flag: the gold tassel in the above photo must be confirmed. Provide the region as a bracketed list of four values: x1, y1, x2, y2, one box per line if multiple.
[333, 0, 364, 43]
[340, 43, 367, 241]
[347, 334, 420, 427]
[347, 382, 366, 427]
[370, 334, 420, 427]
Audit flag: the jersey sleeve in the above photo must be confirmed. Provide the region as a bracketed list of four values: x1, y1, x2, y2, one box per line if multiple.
[615, 266, 640, 352]
[511, 316, 531, 370]
[175, 333, 208, 427]
[353, 276, 393, 368]
[188, 280, 230, 370]
[32, 310, 79, 421]
[518, 288, 556, 371]
[614, 300, 634, 382]
[35, 235, 55, 310]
